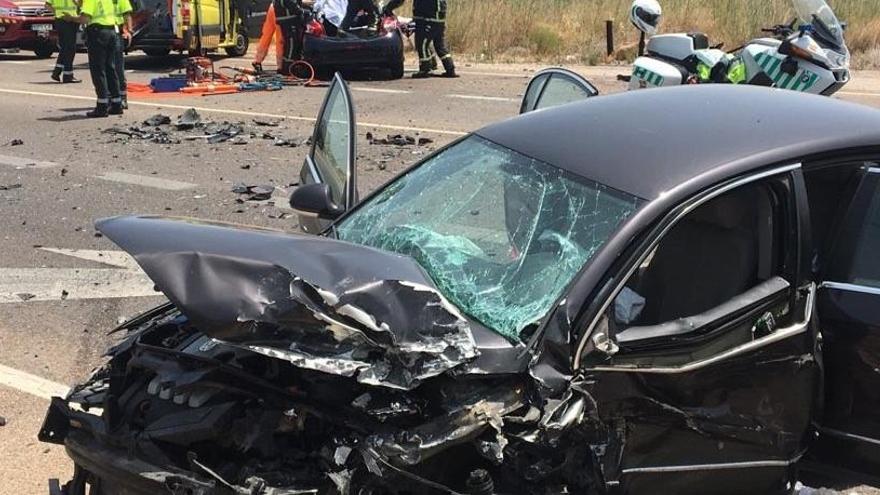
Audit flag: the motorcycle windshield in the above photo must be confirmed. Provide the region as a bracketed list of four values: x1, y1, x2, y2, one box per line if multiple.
[792, 0, 846, 49]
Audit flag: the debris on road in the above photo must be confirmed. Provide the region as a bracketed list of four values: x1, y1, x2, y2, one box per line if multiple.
[232, 183, 275, 201]
[253, 118, 280, 127]
[175, 108, 202, 130]
[143, 114, 171, 126]
[7, 138, 23, 146]
[0, 416, 6, 427]
[0, 183, 22, 190]
[366, 132, 433, 147]
[102, 109, 305, 149]
[15, 293, 35, 301]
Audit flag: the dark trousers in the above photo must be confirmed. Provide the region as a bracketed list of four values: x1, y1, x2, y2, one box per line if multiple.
[86, 26, 121, 104]
[340, 0, 376, 31]
[114, 32, 126, 99]
[415, 19, 453, 73]
[279, 20, 303, 73]
[53, 19, 78, 74]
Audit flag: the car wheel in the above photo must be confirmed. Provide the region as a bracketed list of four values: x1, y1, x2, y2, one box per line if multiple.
[143, 48, 171, 57]
[33, 43, 54, 59]
[389, 57, 405, 80]
[224, 30, 249, 57]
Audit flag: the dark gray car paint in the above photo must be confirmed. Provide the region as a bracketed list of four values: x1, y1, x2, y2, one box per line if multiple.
[478, 85, 880, 201]
[95, 215, 524, 390]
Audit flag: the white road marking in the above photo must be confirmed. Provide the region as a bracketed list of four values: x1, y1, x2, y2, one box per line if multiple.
[0, 248, 157, 304]
[838, 91, 880, 98]
[446, 93, 518, 103]
[39, 247, 141, 269]
[0, 60, 31, 65]
[0, 87, 469, 136]
[95, 171, 198, 191]
[351, 86, 411, 95]
[456, 70, 531, 79]
[0, 154, 58, 169]
[0, 363, 69, 400]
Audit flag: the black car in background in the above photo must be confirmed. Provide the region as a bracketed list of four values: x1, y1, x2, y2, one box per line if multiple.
[40, 75, 880, 494]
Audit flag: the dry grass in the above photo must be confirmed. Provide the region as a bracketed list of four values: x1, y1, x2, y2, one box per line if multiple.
[394, 0, 880, 68]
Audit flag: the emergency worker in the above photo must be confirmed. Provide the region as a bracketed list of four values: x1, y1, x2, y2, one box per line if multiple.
[113, 0, 133, 108]
[47, 0, 81, 83]
[412, 0, 456, 78]
[65, 0, 125, 117]
[275, 0, 306, 74]
[252, 3, 285, 72]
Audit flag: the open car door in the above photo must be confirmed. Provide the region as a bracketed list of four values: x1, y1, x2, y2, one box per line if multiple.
[520, 67, 598, 114]
[812, 163, 880, 482]
[291, 73, 357, 234]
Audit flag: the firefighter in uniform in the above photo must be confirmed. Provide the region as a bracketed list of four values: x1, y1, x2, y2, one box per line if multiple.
[113, 0, 133, 108]
[47, 0, 81, 83]
[412, 0, 456, 78]
[65, 0, 124, 117]
[275, 0, 306, 75]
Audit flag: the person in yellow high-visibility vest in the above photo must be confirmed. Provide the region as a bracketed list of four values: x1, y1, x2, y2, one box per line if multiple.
[46, 0, 81, 83]
[64, 0, 125, 117]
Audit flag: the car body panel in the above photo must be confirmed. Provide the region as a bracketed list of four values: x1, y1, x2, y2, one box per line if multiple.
[479, 85, 880, 201]
[811, 165, 880, 477]
[303, 29, 404, 72]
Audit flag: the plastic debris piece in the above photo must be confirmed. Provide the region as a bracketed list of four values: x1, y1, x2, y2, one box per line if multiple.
[143, 114, 171, 126]
[176, 108, 202, 129]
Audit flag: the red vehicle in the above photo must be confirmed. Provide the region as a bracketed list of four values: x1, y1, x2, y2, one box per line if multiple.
[0, 0, 57, 58]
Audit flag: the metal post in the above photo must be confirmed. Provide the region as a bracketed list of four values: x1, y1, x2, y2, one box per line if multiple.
[606, 20, 614, 56]
[638, 32, 646, 57]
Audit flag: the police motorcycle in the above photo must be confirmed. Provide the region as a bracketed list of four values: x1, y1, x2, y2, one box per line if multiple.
[627, 0, 851, 96]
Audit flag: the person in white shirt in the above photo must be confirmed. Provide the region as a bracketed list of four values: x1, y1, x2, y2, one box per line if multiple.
[313, 0, 376, 34]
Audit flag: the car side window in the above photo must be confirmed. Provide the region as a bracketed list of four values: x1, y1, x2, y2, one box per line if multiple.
[847, 188, 880, 287]
[611, 179, 794, 343]
[824, 166, 880, 288]
[313, 85, 352, 207]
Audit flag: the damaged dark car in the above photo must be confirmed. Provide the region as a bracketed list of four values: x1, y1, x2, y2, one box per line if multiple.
[40, 74, 880, 495]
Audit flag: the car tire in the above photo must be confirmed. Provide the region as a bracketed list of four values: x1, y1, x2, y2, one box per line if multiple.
[224, 30, 249, 57]
[143, 48, 171, 57]
[33, 43, 54, 59]
[389, 57, 405, 80]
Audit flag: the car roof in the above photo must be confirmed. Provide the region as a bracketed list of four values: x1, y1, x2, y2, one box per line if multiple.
[476, 85, 880, 200]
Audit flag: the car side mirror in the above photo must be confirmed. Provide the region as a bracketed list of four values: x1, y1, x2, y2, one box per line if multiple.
[289, 183, 345, 220]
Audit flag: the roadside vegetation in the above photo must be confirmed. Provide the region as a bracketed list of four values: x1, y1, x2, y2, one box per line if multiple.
[396, 0, 880, 68]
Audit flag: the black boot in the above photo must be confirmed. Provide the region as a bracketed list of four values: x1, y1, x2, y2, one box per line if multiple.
[62, 75, 82, 83]
[87, 104, 109, 118]
[412, 61, 432, 79]
[441, 57, 458, 78]
[108, 102, 124, 115]
[51, 68, 62, 82]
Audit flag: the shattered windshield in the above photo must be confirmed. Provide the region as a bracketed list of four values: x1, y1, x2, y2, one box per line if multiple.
[336, 136, 641, 341]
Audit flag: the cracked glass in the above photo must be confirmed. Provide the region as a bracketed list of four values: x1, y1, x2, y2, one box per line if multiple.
[337, 136, 642, 341]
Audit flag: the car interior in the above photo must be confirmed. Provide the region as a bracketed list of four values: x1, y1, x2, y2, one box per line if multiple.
[618, 182, 783, 332]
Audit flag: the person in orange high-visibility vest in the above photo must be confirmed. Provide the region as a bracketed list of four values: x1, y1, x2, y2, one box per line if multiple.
[252, 4, 285, 73]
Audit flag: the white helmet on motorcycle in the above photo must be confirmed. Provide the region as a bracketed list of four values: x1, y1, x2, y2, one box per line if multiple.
[630, 0, 662, 36]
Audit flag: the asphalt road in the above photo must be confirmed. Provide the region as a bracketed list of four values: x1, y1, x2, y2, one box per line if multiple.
[1, 48, 880, 494]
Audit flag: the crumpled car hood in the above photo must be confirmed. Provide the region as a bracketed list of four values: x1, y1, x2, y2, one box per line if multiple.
[97, 215, 482, 390]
